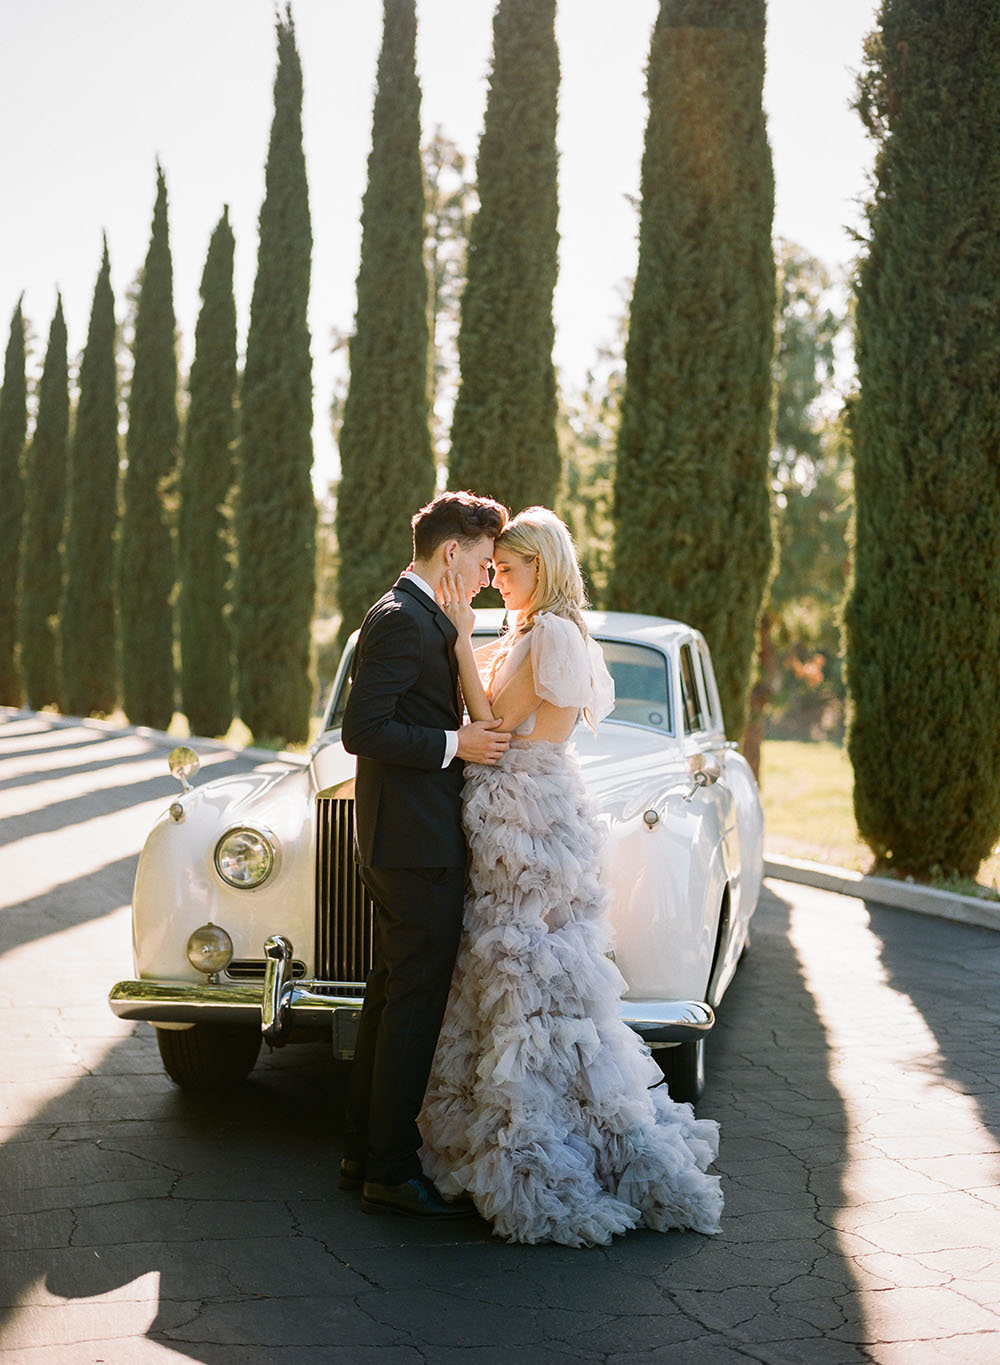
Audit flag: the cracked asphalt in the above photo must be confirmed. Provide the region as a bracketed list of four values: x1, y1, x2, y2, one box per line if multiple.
[2, 712, 1000, 1364]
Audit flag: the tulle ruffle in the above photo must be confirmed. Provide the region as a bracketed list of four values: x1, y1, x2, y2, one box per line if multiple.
[419, 740, 723, 1247]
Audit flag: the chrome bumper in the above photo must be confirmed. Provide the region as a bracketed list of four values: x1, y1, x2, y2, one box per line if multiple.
[108, 935, 361, 1045]
[109, 935, 715, 1049]
[620, 1000, 715, 1044]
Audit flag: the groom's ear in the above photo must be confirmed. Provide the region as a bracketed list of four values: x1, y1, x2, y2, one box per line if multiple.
[441, 538, 459, 566]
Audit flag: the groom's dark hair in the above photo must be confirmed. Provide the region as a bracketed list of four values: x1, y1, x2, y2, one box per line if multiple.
[411, 491, 508, 560]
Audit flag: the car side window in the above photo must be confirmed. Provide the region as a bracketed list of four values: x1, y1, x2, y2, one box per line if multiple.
[679, 643, 708, 734]
[695, 644, 720, 731]
[597, 641, 673, 733]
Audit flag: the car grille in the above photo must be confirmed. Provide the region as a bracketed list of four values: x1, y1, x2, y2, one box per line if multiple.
[315, 795, 375, 994]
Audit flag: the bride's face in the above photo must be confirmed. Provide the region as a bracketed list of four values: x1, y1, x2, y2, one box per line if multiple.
[492, 549, 538, 614]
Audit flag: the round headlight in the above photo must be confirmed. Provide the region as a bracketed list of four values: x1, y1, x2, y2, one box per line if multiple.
[186, 923, 234, 975]
[214, 826, 276, 888]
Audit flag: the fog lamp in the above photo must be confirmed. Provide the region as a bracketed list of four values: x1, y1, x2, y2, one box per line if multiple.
[214, 826, 276, 888]
[186, 923, 234, 975]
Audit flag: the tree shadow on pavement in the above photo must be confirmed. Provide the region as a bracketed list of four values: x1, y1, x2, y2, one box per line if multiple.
[0, 884, 874, 1364]
[0, 748, 185, 795]
[864, 903, 1000, 1137]
[0, 757, 262, 848]
[0, 853, 140, 954]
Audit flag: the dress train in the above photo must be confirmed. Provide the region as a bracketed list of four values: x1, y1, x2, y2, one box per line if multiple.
[420, 740, 724, 1247]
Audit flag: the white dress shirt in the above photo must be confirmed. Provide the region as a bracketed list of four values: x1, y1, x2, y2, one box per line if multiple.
[401, 570, 459, 768]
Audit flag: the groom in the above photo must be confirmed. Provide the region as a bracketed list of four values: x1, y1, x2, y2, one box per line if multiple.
[340, 491, 509, 1218]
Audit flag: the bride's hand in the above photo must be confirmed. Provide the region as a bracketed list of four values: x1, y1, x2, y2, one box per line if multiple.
[437, 570, 475, 637]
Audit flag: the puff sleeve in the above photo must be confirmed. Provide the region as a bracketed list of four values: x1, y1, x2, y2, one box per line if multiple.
[529, 613, 615, 733]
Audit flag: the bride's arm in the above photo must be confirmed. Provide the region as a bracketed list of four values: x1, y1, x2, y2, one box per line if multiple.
[438, 573, 540, 730]
[455, 637, 541, 732]
[453, 634, 495, 724]
[489, 658, 543, 733]
[437, 571, 497, 724]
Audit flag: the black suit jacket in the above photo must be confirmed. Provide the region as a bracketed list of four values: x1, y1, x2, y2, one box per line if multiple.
[341, 577, 467, 869]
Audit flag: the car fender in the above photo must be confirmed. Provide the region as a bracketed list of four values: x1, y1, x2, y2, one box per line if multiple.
[131, 765, 317, 981]
[603, 785, 730, 1003]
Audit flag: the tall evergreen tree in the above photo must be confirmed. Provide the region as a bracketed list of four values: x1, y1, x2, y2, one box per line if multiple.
[179, 208, 238, 736]
[20, 295, 69, 708]
[845, 0, 1000, 879]
[608, 0, 775, 743]
[120, 164, 179, 730]
[447, 0, 560, 514]
[336, 0, 434, 648]
[235, 10, 315, 743]
[0, 300, 27, 705]
[61, 240, 120, 717]
[424, 128, 476, 463]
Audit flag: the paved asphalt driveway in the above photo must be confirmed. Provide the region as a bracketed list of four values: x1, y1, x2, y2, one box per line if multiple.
[2, 712, 999, 1363]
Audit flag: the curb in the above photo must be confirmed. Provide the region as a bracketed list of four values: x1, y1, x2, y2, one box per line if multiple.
[765, 853, 1000, 934]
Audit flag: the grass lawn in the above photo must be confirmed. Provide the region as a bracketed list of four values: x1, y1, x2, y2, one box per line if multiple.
[760, 738, 1000, 897]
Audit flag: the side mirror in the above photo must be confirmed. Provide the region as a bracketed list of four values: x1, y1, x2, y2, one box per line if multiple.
[685, 753, 721, 800]
[168, 745, 201, 792]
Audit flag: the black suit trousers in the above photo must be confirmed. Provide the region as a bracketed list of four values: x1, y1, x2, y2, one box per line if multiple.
[344, 863, 466, 1184]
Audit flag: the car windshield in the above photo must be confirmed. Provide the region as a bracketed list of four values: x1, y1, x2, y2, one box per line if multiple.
[326, 632, 673, 735]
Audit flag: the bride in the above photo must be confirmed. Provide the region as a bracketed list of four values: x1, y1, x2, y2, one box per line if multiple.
[420, 506, 723, 1247]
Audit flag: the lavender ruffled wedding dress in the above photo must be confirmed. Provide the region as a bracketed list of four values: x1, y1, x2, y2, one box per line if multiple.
[419, 613, 723, 1247]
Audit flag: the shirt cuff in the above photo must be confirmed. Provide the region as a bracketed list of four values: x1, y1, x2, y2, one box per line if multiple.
[442, 730, 459, 768]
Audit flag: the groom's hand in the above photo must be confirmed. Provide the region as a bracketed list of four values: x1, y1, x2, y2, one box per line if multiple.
[456, 718, 511, 765]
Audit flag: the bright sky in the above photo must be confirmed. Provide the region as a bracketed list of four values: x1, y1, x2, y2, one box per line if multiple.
[0, 0, 877, 488]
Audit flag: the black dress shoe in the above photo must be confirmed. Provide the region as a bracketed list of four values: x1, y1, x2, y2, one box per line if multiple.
[360, 1174, 475, 1219]
[338, 1158, 365, 1191]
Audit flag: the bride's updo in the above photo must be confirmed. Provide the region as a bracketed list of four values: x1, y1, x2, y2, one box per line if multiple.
[497, 507, 588, 635]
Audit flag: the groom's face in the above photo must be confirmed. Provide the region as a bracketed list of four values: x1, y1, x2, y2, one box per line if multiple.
[449, 535, 495, 600]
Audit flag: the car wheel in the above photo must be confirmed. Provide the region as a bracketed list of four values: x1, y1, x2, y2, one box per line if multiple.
[656, 1038, 706, 1105]
[154, 1024, 262, 1090]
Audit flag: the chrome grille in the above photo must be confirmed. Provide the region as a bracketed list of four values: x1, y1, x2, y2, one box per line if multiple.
[315, 796, 374, 992]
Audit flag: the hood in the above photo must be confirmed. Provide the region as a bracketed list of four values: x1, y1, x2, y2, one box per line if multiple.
[177, 762, 310, 828]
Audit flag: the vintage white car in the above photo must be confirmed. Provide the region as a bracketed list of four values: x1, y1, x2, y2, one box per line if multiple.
[109, 610, 763, 1104]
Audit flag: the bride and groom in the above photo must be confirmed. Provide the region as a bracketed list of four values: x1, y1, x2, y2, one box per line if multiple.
[339, 491, 722, 1246]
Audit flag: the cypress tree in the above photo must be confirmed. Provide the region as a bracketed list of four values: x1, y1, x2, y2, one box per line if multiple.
[0, 300, 27, 705]
[235, 10, 315, 744]
[608, 0, 775, 742]
[844, 0, 1000, 879]
[20, 295, 69, 708]
[336, 0, 434, 647]
[447, 0, 560, 514]
[179, 208, 238, 737]
[61, 240, 119, 717]
[120, 164, 179, 731]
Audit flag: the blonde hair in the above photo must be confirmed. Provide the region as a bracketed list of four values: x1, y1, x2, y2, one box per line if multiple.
[496, 506, 588, 635]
